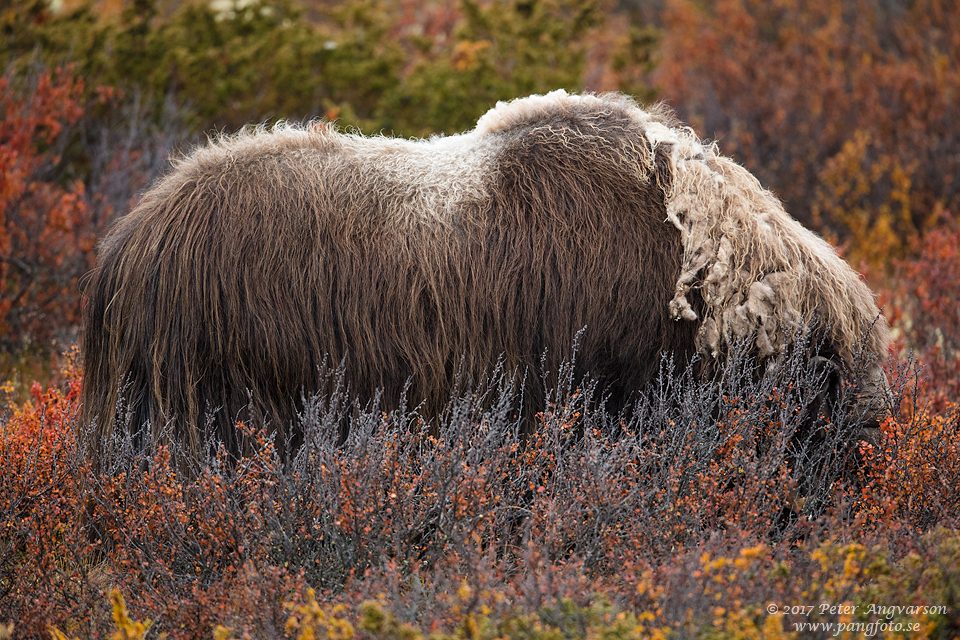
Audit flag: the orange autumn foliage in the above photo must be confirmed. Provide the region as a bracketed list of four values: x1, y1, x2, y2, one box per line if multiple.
[873, 218, 960, 411]
[0, 347, 99, 637]
[656, 0, 960, 271]
[2, 342, 960, 638]
[0, 67, 96, 354]
[855, 409, 960, 532]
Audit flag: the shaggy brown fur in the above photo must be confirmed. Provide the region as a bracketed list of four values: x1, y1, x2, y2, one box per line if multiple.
[81, 91, 889, 468]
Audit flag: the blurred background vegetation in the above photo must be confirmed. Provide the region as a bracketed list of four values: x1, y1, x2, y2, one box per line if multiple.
[1, 0, 958, 389]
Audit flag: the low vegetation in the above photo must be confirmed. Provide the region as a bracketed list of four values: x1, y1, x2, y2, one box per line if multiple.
[1, 340, 959, 638]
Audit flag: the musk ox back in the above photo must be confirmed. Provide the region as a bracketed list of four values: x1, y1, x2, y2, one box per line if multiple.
[81, 90, 889, 468]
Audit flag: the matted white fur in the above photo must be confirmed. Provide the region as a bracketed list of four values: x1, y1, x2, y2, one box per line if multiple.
[645, 117, 884, 363]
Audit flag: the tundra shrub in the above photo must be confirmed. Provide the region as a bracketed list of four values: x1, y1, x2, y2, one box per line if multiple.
[4, 332, 956, 637]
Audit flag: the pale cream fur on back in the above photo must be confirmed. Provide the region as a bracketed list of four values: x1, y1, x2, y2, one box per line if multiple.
[182, 121, 500, 235]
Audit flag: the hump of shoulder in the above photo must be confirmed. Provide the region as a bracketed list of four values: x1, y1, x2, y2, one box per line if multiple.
[473, 90, 657, 138]
[476, 91, 670, 187]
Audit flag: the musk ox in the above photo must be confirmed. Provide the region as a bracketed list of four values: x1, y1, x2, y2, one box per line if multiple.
[81, 90, 890, 468]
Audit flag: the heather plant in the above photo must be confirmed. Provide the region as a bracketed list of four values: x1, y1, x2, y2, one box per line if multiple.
[854, 408, 960, 531]
[3, 331, 924, 638]
[41, 530, 960, 639]
[0, 348, 109, 637]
